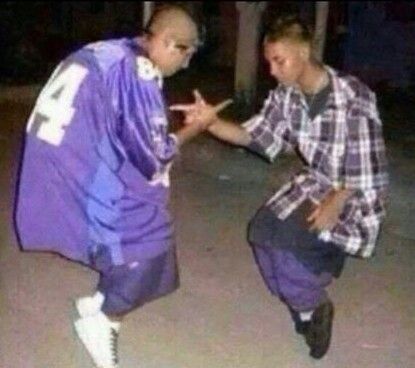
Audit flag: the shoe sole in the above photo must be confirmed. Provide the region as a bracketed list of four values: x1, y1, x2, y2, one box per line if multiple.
[74, 318, 105, 368]
[74, 312, 120, 368]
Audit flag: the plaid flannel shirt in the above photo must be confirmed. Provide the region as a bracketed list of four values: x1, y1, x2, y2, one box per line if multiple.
[243, 67, 388, 258]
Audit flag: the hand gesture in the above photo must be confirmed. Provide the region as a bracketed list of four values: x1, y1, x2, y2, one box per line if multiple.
[170, 89, 232, 130]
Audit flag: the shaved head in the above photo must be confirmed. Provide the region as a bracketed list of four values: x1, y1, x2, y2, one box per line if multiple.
[146, 5, 198, 46]
[143, 5, 199, 76]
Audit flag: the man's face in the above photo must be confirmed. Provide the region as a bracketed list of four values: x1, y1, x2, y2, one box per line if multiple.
[264, 39, 308, 87]
[152, 30, 198, 77]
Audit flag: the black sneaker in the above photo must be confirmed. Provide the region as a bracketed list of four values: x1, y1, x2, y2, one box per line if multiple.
[296, 320, 311, 335]
[305, 300, 334, 359]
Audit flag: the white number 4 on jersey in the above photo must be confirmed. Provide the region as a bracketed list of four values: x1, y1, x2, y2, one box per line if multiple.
[27, 62, 88, 146]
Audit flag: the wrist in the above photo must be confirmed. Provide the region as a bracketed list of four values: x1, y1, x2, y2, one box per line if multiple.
[207, 116, 220, 131]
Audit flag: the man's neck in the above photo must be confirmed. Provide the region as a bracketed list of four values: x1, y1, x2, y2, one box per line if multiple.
[297, 62, 328, 95]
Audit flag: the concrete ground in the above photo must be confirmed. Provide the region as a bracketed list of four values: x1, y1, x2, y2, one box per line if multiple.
[0, 83, 414, 368]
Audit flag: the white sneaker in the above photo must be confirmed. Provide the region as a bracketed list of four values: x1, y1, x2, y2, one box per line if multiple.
[74, 311, 121, 368]
[75, 292, 105, 317]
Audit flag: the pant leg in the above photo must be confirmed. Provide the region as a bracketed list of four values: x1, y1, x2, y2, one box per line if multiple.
[96, 246, 179, 316]
[249, 202, 346, 277]
[252, 245, 281, 296]
[253, 245, 333, 311]
[249, 204, 346, 312]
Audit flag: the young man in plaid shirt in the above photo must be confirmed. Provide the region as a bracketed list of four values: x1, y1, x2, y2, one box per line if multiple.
[172, 15, 388, 359]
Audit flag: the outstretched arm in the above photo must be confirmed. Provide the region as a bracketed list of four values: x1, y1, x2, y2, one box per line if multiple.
[170, 90, 251, 147]
[207, 117, 251, 147]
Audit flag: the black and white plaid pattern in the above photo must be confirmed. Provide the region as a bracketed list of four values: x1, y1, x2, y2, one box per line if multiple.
[243, 67, 388, 258]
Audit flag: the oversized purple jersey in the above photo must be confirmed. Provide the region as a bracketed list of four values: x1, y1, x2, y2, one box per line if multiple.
[15, 38, 178, 267]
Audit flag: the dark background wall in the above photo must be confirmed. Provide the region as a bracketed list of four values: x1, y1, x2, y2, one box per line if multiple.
[1, 1, 415, 92]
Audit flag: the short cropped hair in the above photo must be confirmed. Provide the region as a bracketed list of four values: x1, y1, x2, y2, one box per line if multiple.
[145, 4, 193, 34]
[264, 14, 313, 45]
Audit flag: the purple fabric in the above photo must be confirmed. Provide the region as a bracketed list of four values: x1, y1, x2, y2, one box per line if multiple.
[15, 38, 178, 267]
[252, 245, 333, 312]
[94, 246, 179, 315]
[249, 202, 346, 312]
[248, 201, 346, 276]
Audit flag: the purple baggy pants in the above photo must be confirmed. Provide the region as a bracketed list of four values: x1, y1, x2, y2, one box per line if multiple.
[248, 203, 346, 312]
[91, 245, 179, 315]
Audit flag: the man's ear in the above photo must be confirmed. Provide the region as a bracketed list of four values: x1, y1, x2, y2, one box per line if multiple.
[166, 40, 176, 52]
[161, 31, 176, 53]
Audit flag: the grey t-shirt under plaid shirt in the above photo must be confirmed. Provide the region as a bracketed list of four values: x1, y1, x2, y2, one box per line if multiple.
[243, 66, 388, 258]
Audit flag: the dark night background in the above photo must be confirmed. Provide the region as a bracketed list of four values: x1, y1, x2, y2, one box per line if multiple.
[1, 3, 415, 367]
[1, 2, 415, 140]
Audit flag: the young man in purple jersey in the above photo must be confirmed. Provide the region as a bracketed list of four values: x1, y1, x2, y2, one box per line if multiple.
[172, 15, 388, 360]
[15, 6, 229, 368]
